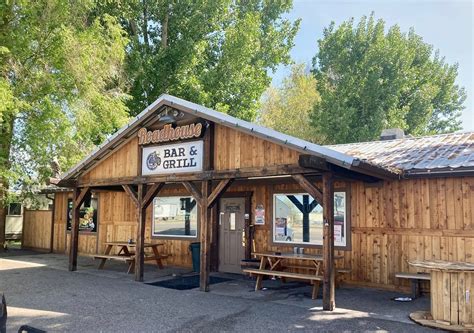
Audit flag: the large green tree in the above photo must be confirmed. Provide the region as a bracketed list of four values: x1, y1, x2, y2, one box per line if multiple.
[94, 0, 300, 120]
[311, 14, 466, 144]
[259, 63, 322, 142]
[0, 1, 130, 247]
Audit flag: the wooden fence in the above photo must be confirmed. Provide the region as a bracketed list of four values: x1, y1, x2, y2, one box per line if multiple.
[22, 210, 53, 251]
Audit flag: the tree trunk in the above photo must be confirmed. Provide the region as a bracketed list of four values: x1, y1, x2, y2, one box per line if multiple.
[161, 4, 169, 49]
[142, 0, 149, 50]
[0, 117, 15, 252]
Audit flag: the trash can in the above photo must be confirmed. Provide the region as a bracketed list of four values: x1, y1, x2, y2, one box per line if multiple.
[189, 242, 200, 273]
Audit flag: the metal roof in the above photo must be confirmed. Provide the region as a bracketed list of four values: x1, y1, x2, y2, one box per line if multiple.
[328, 132, 474, 176]
[59, 94, 397, 182]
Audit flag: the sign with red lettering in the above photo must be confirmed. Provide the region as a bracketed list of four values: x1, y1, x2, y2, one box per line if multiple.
[141, 141, 203, 175]
[138, 123, 203, 145]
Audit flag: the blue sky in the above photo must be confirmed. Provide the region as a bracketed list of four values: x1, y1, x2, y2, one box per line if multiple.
[271, 0, 473, 131]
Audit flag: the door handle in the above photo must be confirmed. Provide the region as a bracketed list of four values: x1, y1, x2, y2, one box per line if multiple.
[242, 230, 246, 247]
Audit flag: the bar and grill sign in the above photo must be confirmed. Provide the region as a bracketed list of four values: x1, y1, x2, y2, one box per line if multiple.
[142, 141, 203, 175]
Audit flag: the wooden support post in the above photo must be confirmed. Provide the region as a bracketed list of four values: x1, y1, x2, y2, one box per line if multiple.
[68, 187, 90, 271]
[135, 184, 146, 282]
[322, 172, 335, 311]
[45, 194, 56, 253]
[200, 180, 212, 291]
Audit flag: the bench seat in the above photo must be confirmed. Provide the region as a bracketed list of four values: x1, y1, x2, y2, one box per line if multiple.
[243, 268, 323, 281]
[395, 272, 430, 280]
[144, 255, 169, 261]
[282, 264, 351, 273]
[94, 254, 133, 262]
[395, 272, 431, 298]
[282, 265, 351, 287]
[243, 268, 322, 299]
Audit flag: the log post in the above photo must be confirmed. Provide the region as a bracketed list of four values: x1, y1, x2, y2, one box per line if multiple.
[68, 187, 90, 271]
[322, 172, 335, 310]
[135, 184, 146, 282]
[200, 180, 212, 291]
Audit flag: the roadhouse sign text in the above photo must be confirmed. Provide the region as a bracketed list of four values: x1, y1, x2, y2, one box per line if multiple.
[138, 123, 203, 145]
[141, 141, 203, 175]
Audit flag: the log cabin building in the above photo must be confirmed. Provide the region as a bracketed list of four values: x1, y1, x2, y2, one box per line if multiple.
[50, 95, 474, 310]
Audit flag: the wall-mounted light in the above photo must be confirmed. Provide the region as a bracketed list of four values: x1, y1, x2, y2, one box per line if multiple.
[158, 108, 185, 124]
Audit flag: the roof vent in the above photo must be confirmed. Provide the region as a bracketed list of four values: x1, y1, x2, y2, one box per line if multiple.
[380, 128, 404, 140]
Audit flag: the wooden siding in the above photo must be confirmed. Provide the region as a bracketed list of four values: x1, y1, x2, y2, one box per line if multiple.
[53, 191, 99, 255]
[82, 138, 139, 181]
[78, 124, 300, 183]
[53, 187, 195, 266]
[348, 177, 474, 290]
[229, 177, 474, 291]
[22, 210, 53, 251]
[52, 192, 68, 253]
[53, 175, 474, 290]
[214, 125, 300, 170]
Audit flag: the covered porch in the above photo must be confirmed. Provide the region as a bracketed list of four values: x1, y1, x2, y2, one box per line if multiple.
[65, 158, 391, 311]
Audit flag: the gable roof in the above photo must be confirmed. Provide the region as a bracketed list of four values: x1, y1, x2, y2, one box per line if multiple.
[58, 94, 397, 183]
[329, 132, 474, 177]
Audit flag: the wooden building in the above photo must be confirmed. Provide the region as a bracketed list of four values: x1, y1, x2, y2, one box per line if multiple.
[50, 95, 474, 310]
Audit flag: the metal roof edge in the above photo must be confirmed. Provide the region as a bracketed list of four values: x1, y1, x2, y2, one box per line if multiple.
[59, 95, 169, 181]
[58, 94, 397, 183]
[403, 166, 474, 178]
[162, 95, 357, 166]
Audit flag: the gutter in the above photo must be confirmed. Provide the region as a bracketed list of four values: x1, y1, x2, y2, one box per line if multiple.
[403, 167, 474, 178]
[350, 159, 401, 180]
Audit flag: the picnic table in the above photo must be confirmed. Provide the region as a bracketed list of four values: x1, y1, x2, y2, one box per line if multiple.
[94, 241, 168, 273]
[243, 251, 345, 299]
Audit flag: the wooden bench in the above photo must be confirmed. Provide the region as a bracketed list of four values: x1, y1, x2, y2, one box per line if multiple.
[94, 254, 135, 273]
[395, 272, 431, 298]
[94, 254, 170, 273]
[282, 264, 351, 287]
[243, 268, 323, 299]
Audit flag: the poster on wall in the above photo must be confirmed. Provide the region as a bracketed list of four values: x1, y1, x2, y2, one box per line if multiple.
[255, 204, 265, 225]
[67, 198, 98, 232]
[334, 224, 342, 243]
[274, 217, 287, 239]
[142, 141, 203, 175]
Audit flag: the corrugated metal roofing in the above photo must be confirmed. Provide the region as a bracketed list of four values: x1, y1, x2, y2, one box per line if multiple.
[328, 132, 474, 175]
[60, 94, 397, 181]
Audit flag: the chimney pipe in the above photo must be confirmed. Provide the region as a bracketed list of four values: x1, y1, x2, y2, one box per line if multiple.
[380, 128, 404, 140]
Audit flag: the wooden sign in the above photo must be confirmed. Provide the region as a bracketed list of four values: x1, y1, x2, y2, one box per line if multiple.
[142, 141, 203, 175]
[138, 123, 203, 145]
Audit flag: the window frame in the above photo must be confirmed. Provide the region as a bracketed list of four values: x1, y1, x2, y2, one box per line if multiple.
[8, 203, 22, 216]
[151, 195, 200, 240]
[270, 186, 351, 251]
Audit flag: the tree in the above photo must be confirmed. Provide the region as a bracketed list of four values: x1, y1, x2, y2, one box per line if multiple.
[311, 14, 466, 144]
[0, 1, 130, 248]
[93, 0, 300, 120]
[258, 64, 322, 142]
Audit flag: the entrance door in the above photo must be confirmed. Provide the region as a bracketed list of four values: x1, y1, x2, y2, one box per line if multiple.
[218, 197, 246, 274]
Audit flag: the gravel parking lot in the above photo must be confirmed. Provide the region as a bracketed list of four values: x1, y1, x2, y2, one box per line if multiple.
[1, 252, 433, 332]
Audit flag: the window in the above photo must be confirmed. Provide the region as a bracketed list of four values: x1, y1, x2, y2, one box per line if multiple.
[67, 196, 98, 232]
[273, 192, 348, 247]
[8, 203, 22, 216]
[152, 196, 197, 237]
